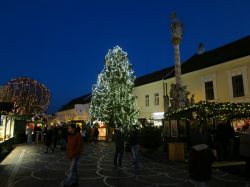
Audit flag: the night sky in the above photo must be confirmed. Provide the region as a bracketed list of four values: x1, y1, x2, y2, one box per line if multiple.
[1, 0, 250, 114]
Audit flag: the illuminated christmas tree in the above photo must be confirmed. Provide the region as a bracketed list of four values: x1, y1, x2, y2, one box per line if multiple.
[89, 46, 139, 130]
[89, 72, 108, 123]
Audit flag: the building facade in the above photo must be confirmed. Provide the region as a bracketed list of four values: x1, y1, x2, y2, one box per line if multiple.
[56, 36, 250, 127]
[55, 93, 91, 127]
[134, 36, 250, 125]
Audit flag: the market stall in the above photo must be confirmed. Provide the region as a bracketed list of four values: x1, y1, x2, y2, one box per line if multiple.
[0, 102, 14, 143]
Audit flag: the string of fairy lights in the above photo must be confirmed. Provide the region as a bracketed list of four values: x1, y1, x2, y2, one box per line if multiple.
[2, 77, 51, 115]
[165, 101, 250, 121]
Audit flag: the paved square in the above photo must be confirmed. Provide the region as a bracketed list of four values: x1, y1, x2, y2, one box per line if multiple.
[0, 142, 249, 187]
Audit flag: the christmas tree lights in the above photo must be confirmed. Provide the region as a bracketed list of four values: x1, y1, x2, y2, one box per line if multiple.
[89, 46, 139, 130]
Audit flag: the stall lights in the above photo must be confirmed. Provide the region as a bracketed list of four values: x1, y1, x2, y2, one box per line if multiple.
[165, 102, 250, 120]
[0, 115, 15, 142]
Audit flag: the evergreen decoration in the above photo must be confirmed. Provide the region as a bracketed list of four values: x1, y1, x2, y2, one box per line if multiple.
[89, 46, 139, 130]
[165, 101, 250, 121]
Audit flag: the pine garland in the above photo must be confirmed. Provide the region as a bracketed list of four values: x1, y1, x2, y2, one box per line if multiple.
[165, 101, 250, 120]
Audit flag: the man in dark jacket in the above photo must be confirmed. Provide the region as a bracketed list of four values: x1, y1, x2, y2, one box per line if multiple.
[128, 126, 140, 168]
[93, 126, 99, 143]
[114, 126, 124, 168]
[239, 129, 250, 179]
[44, 125, 54, 153]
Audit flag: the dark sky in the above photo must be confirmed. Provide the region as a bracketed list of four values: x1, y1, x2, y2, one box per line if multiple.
[1, 0, 250, 113]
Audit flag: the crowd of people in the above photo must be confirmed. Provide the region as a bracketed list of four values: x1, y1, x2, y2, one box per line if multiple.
[24, 120, 250, 186]
[26, 122, 89, 152]
[25, 122, 142, 186]
[25, 122, 87, 187]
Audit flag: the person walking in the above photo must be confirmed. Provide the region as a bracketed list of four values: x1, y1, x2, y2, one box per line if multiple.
[42, 124, 47, 144]
[34, 124, 39, 144]
[215, 121, 235, 161]
[58, 124, 67, 150]
[128, 126, 140, 168]
[76, 124, 81, 133]
[44, 125, 54, 154]
[239, 126, 250, 179]
[61, 123, 83, 187]
[26, 124, 33, 144]
[93, 126, 99, 143]
[114, 125, 124, 168]
[52, 124, 59, 148]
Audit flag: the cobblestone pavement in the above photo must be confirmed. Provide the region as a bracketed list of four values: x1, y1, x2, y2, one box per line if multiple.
[0, 142, 249, 187]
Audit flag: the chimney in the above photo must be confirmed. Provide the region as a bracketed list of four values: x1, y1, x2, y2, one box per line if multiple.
[197, 42, 205, 55]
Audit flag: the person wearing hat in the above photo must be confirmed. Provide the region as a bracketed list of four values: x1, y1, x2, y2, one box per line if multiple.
[61, 123, 83, 187]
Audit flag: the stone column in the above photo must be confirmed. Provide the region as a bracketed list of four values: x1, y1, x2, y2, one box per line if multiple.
[170, 13, 185, 108]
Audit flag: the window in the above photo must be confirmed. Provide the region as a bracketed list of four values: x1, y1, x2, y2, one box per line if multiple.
[145, 95, 149, 107]
[201, 73, 217, 101]
[154, 93, 159, 105]
[227, 67, 249, 100]
[232, 75, 244, 97]
[205, 81, 214, 100]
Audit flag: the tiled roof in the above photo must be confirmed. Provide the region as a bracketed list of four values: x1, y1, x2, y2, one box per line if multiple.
[58, 93, 91, 111]
[178, 35, 250, 77]
[134, 66, 174, 87]
[136, 35, 250, 82]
